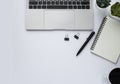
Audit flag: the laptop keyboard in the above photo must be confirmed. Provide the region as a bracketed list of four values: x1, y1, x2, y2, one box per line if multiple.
[29, 0, 90, 9]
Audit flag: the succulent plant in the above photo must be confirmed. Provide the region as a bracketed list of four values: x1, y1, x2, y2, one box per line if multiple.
[96, 0, 111, 8]
[111, 2, 120, 18]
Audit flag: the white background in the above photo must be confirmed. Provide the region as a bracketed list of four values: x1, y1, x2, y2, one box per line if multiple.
[0, 0, 120, 84]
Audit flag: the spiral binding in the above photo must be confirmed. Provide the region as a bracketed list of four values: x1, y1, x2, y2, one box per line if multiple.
[91, 17, 108, 50]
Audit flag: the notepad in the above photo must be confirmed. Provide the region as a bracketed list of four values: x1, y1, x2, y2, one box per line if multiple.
[91, 16, 120, 63]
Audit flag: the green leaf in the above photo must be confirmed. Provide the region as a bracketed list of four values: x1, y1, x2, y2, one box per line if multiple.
[96, 0, 111, 8]
[111, 2, 120, 18]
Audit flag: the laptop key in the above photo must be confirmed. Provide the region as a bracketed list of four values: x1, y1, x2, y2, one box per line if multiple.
[29, 1, 33, 5]
[74, 6, 77, 9]
[52, 1, 55, 5]
[86, 5, 90, 9]
[33, 5, 37, 9]
[60, 1, 64, 5]
[73, 1, 76, 5]
[33, 1, 37, 5]
[29, 1, 36, 5]
[47, 1, 50, 5]
[43, 1, 46, 5]
[68, 1, 72, 5]
[39, 1, 42, 5]
[29, 5, 32, 9]
[42, 5, 46, 9]
[68, 6, 72, 9]
[82, 5, 85, 9]
[77, 1, 80, 5]
[47, 6, 67, 9]
[78, 6, 81, 9]
[81, 1, 89, 5]
[38, 6, 41, 9]
[56, 1, 59, 5]
[86, 1, 90, 4]
[64, 1, 67, 5]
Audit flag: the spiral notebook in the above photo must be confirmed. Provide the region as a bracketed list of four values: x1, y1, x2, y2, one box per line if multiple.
[91, 16, 120, 63]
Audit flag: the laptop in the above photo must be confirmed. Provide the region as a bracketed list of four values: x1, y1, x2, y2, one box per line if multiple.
[26, 0, 94, 30]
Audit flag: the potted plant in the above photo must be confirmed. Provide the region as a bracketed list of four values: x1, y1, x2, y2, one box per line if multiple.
[96, 0, 111, 15]
[109, 2, 120, 21]
[96, 0, 111, 8]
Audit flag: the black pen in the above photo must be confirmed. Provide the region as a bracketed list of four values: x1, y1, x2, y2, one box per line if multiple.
[76, 31, 95, 56]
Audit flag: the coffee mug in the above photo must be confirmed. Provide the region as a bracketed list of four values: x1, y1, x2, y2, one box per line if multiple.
[109, 68, 120, 84]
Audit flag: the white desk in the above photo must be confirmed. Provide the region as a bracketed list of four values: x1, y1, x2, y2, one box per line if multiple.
[0, 0, 120, 84]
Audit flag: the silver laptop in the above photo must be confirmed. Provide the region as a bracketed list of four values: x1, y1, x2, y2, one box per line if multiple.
[26, 0, 94, 30]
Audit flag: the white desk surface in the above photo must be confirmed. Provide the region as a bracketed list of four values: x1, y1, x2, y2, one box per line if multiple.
[0, 0, 120, 84]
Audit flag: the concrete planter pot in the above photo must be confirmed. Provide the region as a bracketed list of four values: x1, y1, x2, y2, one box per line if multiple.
[96, 0, 110, 16]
